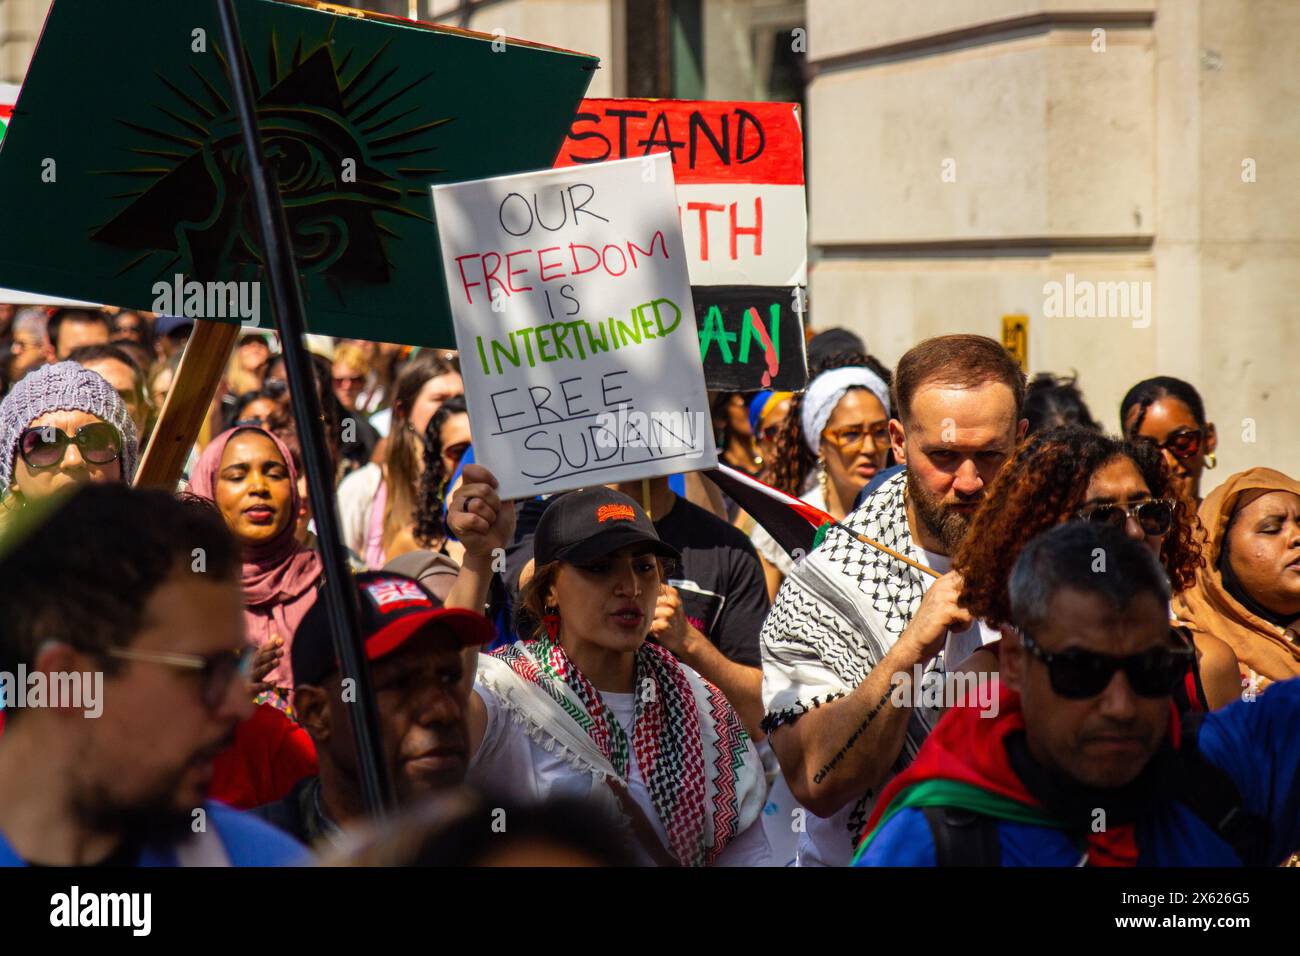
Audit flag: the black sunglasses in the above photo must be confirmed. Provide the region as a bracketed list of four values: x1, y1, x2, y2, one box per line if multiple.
[1136, 429, 1203, 461]
[1019, 630, 1193, 699]
[19, 422, 122, 469]
[1075, 498, 1175, 537]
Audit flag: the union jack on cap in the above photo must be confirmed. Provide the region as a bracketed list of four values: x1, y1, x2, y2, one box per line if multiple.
[365, 577, 430, 612]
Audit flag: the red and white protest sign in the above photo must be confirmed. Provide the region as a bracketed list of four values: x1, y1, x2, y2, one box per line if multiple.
[555, 99, 807, 288]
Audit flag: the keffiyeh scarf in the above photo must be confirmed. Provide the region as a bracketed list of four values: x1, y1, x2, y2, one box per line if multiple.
[759, 470, 944, 846]
[480, 635, 763, 866]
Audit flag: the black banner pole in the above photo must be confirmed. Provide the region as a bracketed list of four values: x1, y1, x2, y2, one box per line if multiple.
[213, 0, 394, 817]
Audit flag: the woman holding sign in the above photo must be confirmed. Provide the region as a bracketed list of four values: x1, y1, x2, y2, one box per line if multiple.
[450, 465, 770, 866]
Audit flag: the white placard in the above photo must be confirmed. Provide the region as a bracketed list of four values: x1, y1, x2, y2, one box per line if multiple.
[432, 154, 717, 500]
[674, 183, 808, 287]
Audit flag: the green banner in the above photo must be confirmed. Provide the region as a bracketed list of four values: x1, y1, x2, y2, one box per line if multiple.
[0, 0, 597, 347]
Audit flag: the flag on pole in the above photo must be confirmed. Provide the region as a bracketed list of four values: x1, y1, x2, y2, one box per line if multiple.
[704, 463, 832, 559]
[708, 464, 943, 580]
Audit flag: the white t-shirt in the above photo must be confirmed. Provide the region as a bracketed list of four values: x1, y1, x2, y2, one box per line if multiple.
[919, 548, 1000, 669]
[469, 686, 772, 867]
[789, 545, 998, 868]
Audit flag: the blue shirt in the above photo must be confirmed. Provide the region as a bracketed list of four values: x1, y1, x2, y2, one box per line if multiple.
[0, 802, 308, 867]
[857, 678, 1300, 866]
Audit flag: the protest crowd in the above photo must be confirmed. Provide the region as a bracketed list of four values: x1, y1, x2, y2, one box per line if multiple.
[0, 304, 1297, 869]
[0, 0, 1295, 883]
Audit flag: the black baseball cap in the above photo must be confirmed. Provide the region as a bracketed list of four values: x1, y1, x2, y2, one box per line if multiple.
[291, 570, 495, 687]
[534, 487, 680, 567]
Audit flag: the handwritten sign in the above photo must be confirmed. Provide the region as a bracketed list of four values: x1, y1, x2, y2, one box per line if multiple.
[696, 286, 808, 390]
[431, 154, 717, 500]
[556, 99, 808, 390]
[557, 99, 805, 286]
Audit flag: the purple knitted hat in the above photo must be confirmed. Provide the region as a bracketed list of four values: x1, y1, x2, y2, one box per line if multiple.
[0, 361, 139, 490]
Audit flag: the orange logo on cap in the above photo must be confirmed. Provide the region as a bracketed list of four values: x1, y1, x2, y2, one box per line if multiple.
[597, 504, 636, 523]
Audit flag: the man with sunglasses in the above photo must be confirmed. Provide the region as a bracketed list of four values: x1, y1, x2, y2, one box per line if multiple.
[0, 484, 305, 866]
[855, 522, 1300, 866]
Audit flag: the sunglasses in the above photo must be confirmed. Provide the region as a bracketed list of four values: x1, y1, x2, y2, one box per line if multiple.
[332, 375, 365, 388]
[1136, 428, 1203, 461]
[821, 421, 891, 456]
[19, 422, 122, 469]
[1019, 630, 1193, 699]
[1075, 498, 1175, 537]
[106, 645, 255, 711]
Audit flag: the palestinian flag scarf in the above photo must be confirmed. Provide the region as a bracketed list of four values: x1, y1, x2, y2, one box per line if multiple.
[853, 685, 1183, 866]
[487, 635, 760, 866]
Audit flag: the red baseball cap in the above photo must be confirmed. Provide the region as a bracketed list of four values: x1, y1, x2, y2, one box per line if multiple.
[291, 571, 495, 686]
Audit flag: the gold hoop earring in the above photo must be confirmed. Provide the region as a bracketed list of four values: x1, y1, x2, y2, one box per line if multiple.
[1205, 452, 1217, 470]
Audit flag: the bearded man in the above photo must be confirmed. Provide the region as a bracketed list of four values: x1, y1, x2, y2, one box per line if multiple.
[760, 334, 1027, 866]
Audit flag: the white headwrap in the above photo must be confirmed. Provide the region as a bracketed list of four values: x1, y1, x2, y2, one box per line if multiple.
[799, 366, 891, 455]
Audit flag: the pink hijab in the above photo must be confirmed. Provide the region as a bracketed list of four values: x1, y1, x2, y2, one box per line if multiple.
[189, 427, 322, 688]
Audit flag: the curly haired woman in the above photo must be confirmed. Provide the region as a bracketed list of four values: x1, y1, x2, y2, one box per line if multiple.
[953, 426, 1241, 710]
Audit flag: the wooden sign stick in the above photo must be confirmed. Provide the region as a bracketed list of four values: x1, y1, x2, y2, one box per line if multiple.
[133, 319, 239, 489]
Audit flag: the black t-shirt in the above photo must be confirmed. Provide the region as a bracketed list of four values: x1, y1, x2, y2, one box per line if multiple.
[504, 493, 769, 667]
[652, 495, 769, 667]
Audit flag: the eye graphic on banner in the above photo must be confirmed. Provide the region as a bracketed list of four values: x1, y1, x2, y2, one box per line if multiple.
[91, 37, 446, 288]
[0, 0, 597, 347]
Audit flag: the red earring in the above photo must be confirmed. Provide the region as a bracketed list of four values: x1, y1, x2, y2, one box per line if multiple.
[543, 606, 561, 640]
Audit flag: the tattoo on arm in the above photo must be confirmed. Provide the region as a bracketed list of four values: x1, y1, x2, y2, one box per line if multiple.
[812, 687, 896, 785]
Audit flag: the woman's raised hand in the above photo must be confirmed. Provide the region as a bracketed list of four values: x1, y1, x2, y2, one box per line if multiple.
[447, 463, 517, 561]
